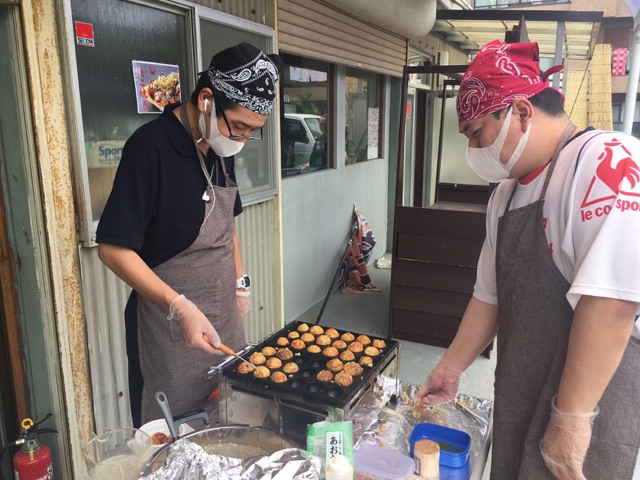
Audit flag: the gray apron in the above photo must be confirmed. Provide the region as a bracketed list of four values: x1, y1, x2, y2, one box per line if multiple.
[137, 107, 246, 423]
[491, 124, 640, 479]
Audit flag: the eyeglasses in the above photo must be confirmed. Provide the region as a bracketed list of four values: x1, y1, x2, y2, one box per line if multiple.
[216, 100, 264, 141]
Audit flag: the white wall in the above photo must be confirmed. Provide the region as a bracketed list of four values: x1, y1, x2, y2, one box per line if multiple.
[281, 160, 389, 321]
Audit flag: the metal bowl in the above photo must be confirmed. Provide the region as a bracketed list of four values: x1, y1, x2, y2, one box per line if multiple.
[141, 425, 299, 475]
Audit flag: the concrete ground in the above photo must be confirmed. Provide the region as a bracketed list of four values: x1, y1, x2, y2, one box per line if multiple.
[296, 264, 496, 479]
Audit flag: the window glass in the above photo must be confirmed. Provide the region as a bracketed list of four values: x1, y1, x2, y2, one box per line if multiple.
[280, 53, 330, 177]
[199, 19, 276, 197]
[345, 68, 381, 164]
[612, 102, 622, 123]
[408, 48, 433, 87]
[71, 0, 190, 222]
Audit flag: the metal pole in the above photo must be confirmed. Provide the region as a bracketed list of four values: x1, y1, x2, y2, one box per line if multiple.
[315, 223, 358, 325]
[553, 21, 565, 91]
[622, 26, 640, 134]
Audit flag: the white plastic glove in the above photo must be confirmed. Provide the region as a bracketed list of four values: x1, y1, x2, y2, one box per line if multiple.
[415, 364, 462, 407]
[236, 290, 251, 318]
[540, 396, 599, 480]
[168, 294, 223, 354]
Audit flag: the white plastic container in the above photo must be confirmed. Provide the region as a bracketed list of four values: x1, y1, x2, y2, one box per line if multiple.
[326, 454, 354, 480]
[354, 444, 415, 480]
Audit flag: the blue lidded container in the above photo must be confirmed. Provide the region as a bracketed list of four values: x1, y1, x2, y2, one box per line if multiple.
[409, 422, 471, 468]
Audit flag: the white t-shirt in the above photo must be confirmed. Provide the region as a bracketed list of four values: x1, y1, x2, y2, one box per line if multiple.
[474, 129, 640, 338]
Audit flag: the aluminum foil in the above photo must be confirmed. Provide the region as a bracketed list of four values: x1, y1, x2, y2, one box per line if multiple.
[140, 442, 321, 480]
[354, 376, 493, 478]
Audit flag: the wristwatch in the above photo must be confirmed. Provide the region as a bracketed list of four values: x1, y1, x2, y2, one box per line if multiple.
[236, 274, 251, 289]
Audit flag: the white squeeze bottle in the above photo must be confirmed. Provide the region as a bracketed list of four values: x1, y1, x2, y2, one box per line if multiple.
[326, 454, 354, 480]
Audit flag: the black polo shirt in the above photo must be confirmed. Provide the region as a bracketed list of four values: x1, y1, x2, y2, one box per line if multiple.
[96, 103, 242, 268]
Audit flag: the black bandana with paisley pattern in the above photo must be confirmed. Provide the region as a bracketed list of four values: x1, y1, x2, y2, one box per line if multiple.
[198, 42, 280, 115]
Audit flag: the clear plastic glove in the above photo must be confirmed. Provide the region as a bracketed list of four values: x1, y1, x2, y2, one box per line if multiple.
[540, 395, 599, 480]
[236, 290, 251, 318]
[167, 294, 223, 355]
[415, 364, 462, 407]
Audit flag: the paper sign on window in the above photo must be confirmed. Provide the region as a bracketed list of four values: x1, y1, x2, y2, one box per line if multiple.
[132, 61, 182, 114]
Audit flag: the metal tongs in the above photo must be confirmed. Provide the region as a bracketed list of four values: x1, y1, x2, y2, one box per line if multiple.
[203, 334, 256, 370]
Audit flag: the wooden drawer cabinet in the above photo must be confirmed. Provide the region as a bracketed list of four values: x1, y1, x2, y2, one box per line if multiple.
[389, 202, 492, 356]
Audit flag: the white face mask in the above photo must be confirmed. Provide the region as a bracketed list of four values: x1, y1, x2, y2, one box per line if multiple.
[465, 106, 531, 183]
[198, 100, 244, 158]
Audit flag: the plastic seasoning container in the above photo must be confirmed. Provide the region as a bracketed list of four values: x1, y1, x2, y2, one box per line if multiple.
[326, 454, 354, 480]
[409, 422, 471, 468]
[353, 444, 416, 480]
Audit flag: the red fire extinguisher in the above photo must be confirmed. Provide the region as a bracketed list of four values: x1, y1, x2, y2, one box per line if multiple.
[0, 414, 57, 480]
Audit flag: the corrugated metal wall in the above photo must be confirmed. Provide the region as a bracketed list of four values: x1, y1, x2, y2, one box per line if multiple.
[235, 198, 283, 343]
[80, 247, 132, 433]
[278, 0, 407, 77]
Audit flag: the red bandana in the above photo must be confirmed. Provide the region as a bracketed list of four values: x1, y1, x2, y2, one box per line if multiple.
[457, 40, 563, 122]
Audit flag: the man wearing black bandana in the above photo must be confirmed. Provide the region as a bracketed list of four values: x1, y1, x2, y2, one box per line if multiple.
[96, 43, 281, 425]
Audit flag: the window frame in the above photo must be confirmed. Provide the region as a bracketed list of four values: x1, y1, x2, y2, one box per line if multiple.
[195, 7, 278, 204]
[65, 0, 277, 245]
[344, 67, 384, 163]
[280, 53, 335, 177]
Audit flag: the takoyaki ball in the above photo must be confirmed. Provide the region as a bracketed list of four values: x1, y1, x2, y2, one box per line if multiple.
[291, 339, 306, 350]
[326, 358, 344, 373]
[276, 347, 294, 360]
[339, 350, 356, 362]
[265, 357, 283, 370]
[325, 328, 340, 339]
[287, 331, 301, 340]
[297, 322, 310, 332]
[316, 369, 334, 382]
[356, 334, 371, 346]
[358, 356, 373, 367]
[372, 339, 387, 349]
[309, 325, 325, 336]
[316, 335, 332, 346]
[341, 332, 355, 342]
[276, 337, 290, 347]
[307, 345, 322, 354]
[237, 362, 255, 374]
[253, 366, 270, 378]
[282, 362, 299, 374]
[300, 333, 316, 343]
[347, 341, 364, 353]
[334, 371, 353, 387]
[322, 346, 339, 358]
[364, 346, 380, 357]
[331, 339, 347, 350]
[249, 352, 266, 365]
[343, 361, 363, 376]
[261, 346, 277, 357]
[270, 371, 288, 383]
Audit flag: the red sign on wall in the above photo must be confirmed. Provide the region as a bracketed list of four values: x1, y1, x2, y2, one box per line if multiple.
[75, 22, 95, 47]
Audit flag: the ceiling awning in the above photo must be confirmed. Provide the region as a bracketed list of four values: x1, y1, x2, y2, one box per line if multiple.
[433, 9, 603, 60]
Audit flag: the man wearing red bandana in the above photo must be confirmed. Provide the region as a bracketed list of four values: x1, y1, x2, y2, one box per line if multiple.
[416, 40, 640, 479]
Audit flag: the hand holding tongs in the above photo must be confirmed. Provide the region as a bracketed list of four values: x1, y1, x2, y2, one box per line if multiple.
[203, 334, 256, 369]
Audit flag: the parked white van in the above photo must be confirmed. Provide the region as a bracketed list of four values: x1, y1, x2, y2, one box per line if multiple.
[283, 113, 323, 167]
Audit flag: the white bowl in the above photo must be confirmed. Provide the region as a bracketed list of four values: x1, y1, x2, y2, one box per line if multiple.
[139, 419, 194, 452]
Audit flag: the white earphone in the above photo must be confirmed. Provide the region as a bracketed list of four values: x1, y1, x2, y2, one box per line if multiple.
[204, 99, 209, 113]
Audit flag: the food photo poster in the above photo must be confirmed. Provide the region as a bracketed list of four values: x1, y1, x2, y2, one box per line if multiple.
[132, 60, 182, 114]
